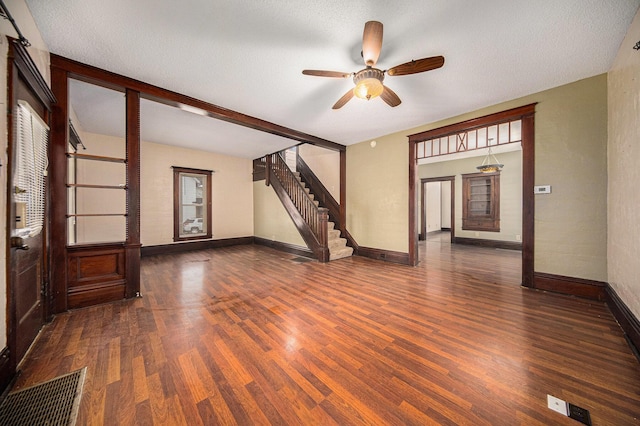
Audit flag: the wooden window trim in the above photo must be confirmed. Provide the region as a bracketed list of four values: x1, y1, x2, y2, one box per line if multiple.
[462, 171, 500, 232]
[172, 166, 213, 242]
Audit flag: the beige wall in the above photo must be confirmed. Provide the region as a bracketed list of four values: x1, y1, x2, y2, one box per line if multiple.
[608, 9, 640, 318]
[347, 74, 608, 281]
[425, 182, 441, 233]
[298, 144, 340, 200]
[72, 135, 254, 246]
[0, 0, 51, 349]
[347, 136, 408, 252]
[73, 132, 127, 243]
[141, 141, 253, 246]
[253, 181, 305, 246]
[419, 150, 522, 242]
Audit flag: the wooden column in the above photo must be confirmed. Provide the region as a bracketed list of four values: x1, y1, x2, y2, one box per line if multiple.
[408, 139, 418, 266]
[125, 89, 141, 298]
[49, 66, 69, 313]
[339, 150, 346, 235]
[521, 112, 535, 288]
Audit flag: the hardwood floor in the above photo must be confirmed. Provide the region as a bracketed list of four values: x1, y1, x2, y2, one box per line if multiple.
[14, 239, 640, 425]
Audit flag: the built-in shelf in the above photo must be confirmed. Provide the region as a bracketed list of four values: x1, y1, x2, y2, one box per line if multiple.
[66, 184, 127, 190]
[66, 152, 126, 163]
[66, 213, 128, 218]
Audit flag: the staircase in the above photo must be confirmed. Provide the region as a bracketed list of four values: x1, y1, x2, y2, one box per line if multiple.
[260, 151, 353, 262]
[293, 172, 353, 261]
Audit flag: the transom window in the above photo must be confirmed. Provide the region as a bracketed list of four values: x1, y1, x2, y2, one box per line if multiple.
[416, 120, 522, 160]
[173, 167, 212, 241]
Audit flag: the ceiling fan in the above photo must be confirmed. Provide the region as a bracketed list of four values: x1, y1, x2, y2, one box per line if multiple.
[302, 21, 444, 109]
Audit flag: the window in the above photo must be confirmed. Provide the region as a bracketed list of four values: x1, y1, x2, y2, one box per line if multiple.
[462, 172, 500, 232]
[173, 167, 212, 241]
[14, 100, 49, 238]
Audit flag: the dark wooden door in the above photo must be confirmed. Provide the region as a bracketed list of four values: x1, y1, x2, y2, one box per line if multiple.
[7, 61, 48, 366]
[9, 228, 44, 362]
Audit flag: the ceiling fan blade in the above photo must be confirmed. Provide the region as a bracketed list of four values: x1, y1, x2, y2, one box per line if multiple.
[302, 70, 352, 78]
[332, 89, 354, 109]
[387, 56, 445, 76]
[380, 85, 401, 107]
[362, 21, 383, 66]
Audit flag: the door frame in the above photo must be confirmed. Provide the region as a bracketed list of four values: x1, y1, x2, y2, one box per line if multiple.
[420, 176, 455, 241]
[408, 104, 535, 287]
[2, 39, 56, 392]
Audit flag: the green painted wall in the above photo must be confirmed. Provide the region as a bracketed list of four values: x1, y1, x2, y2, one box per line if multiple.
[347, 74, 608, 281]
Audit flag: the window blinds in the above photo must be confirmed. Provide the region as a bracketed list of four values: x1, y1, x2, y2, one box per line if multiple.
[14, 100, 49, 237]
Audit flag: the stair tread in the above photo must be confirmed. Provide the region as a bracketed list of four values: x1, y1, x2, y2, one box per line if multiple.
[328, 230, 341, 239]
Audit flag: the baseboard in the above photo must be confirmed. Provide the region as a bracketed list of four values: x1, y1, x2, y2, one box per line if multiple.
[356, 246, 410, 265]
[453, 237, 522, 251]
[533, 272, 607, 301]
[253, 237, 314, 258]
[141, 236, 254, 257]
[0, 346, 12, 396]
[606, 286, 640, 361]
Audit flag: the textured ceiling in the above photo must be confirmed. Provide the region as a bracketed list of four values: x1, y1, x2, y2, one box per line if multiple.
[25, 0, 640, 158]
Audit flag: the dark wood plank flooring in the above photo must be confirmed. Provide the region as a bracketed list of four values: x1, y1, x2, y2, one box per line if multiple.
[14, 237, 640, 425]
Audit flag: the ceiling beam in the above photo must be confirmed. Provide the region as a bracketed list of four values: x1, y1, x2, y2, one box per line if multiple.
[50, 54, 346, 153]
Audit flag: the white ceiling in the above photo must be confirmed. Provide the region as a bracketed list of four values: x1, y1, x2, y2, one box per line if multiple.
[25, 0, 640, 159]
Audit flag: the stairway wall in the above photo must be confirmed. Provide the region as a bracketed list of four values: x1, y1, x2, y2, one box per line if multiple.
[298, 144, 340, 201]
[253, 181, 305, 246]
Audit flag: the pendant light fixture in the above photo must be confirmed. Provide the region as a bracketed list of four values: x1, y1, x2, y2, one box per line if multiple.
[476, 144, 503, 173]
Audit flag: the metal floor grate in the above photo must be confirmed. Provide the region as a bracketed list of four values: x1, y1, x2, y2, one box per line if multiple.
[0, 367, 86, 426]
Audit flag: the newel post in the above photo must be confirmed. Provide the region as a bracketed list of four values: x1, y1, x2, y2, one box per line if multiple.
[265, 155, 271, 186]
[319, 208, 329, 262]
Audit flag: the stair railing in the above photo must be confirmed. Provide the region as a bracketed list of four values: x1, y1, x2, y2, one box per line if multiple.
[296, 153, 359, 254]
[266, 152, 329, 262]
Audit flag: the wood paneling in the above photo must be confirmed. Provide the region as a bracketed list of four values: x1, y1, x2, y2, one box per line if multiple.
[13, 243, 640, 425]
[67, 244, 126, 309]
[50, 55, 143, 311]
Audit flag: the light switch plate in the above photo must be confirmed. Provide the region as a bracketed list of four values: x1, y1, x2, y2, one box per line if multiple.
[534, 185, 551, 194]
[547, 395, 568, 416]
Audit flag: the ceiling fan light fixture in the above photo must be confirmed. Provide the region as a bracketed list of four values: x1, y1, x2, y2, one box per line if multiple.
[353, 68, 384, 100]
[354, 78, 383, 100]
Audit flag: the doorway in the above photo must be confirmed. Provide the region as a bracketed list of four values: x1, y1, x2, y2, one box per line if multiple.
[419, 176, 455, 243]
[408, 104, 535, 287]
[4, 42, 56, 386]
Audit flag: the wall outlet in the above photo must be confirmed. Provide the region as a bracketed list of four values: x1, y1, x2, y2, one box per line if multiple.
[516, 234, 521, 241]
[547, 395, 568, 416]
